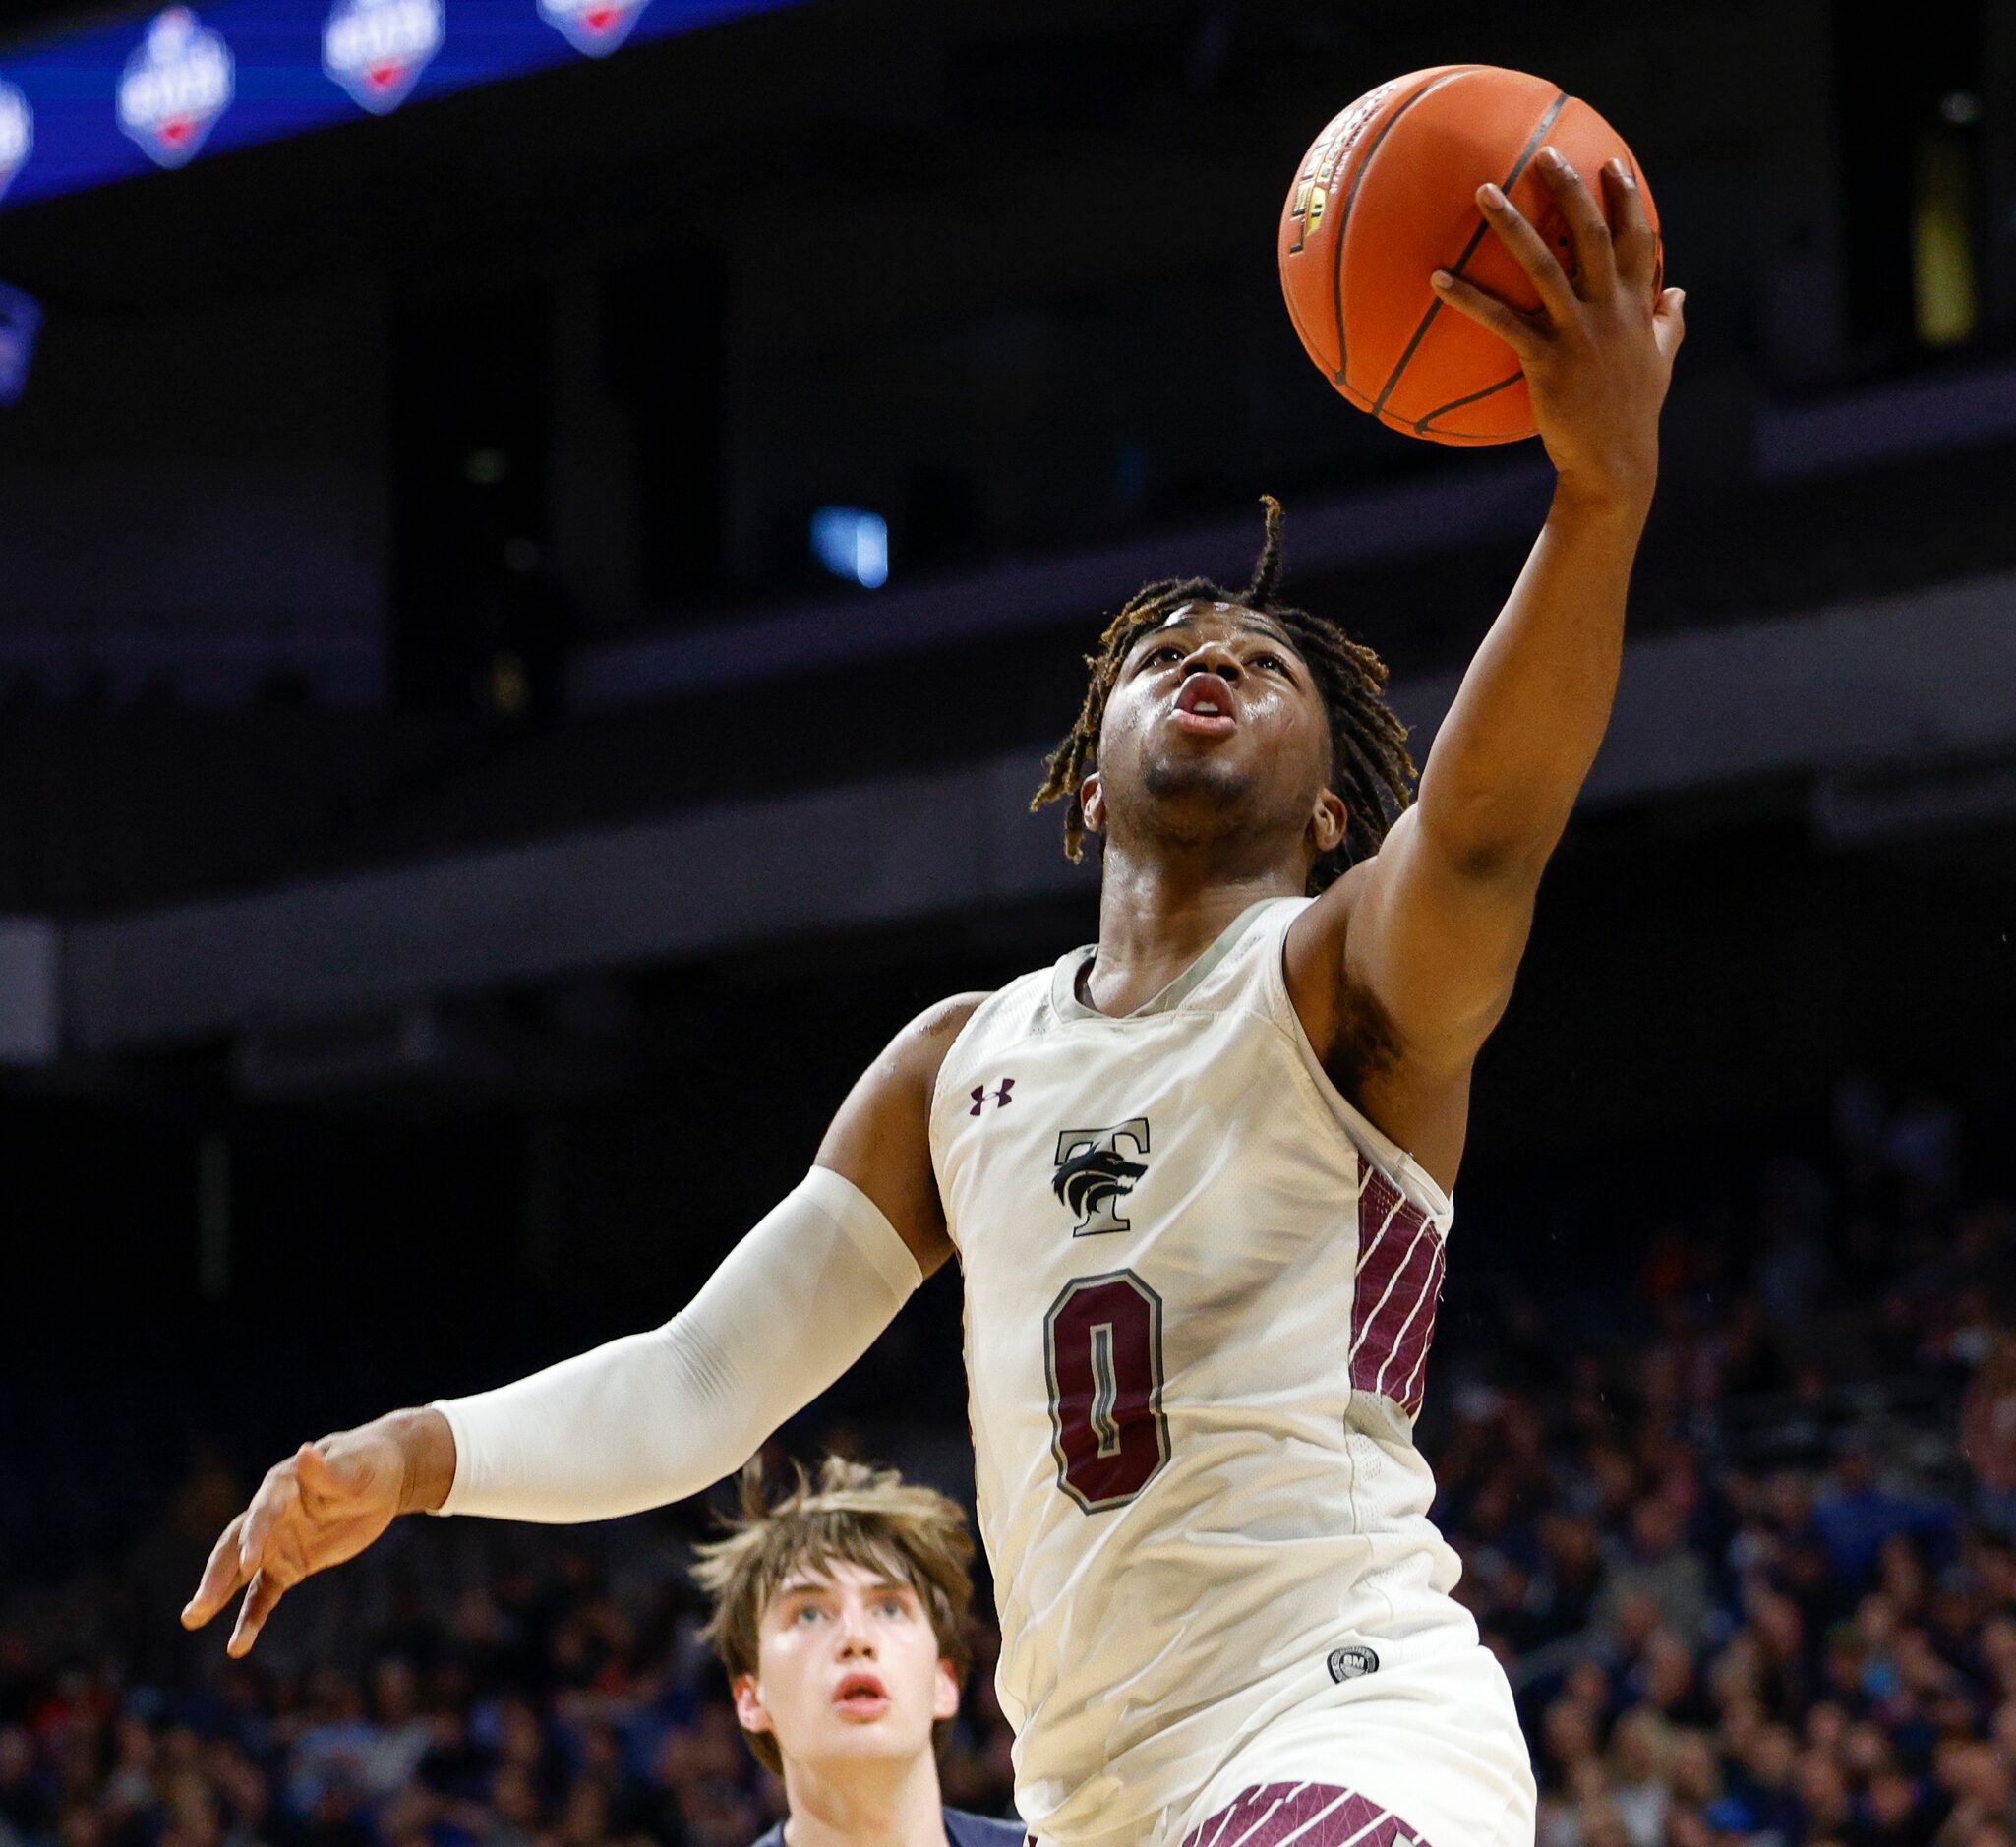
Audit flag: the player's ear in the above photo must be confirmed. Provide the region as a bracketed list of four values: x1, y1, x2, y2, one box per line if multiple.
[932, 1659, 961, 1723]
[1079, 771, 1106, 836]
[732, 1672, 774, 1738]
[1309, 788, 1347, 857]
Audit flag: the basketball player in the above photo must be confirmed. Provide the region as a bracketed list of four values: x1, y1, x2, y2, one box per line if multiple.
[691, 1454, 1026, 1847]
[185, 152, 1682, 1847]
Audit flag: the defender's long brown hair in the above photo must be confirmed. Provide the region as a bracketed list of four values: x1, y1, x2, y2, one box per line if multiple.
[690, 1453, 978, 1777]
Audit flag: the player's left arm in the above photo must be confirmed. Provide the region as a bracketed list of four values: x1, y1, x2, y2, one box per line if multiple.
[1291, 149, 1686, 1166]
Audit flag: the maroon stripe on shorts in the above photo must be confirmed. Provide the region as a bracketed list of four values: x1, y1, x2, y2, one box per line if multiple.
[1180, 1780, 1437, 1847]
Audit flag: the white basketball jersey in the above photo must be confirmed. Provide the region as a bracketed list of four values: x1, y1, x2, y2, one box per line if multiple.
[929, 895, 1476, 1846]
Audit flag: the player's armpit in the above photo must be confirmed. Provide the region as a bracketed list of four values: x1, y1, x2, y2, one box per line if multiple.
[1283, 812, 1541, 1186]
[814, 991, 991, 1280]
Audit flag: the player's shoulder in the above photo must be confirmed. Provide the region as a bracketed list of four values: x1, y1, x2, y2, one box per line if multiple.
[911, 990, 995, 1046]
[883, 950, 1075, 1116]
[855, 992, 995, 1126]
[888, 989, 994, 1082]
[919, 959, 1065, 1071]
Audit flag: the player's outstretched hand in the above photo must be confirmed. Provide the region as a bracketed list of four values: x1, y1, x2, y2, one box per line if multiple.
[1429, 144, 1684, 500]
[180, 1421, 415, 1657]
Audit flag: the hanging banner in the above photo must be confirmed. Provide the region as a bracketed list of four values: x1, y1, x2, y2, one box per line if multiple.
[0, 0, 803, 211]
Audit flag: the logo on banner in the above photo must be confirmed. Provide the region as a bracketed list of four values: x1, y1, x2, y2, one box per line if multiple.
[0, 81, 31, 203]
[538, 0, 651, 59]
[323, 0, 444, 114]
[117, 8, 234, 168]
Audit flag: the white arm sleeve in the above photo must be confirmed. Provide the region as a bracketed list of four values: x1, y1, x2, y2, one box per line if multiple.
[427, 1165, 922, 1522]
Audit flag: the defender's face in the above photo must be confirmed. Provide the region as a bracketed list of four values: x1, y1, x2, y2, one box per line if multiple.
[1089, 603, 1340, 853]
[734, 1560, 960, 1775]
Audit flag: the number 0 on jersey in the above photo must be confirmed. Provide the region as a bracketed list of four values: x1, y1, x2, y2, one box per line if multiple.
[1043, 1269, 1171, 1512]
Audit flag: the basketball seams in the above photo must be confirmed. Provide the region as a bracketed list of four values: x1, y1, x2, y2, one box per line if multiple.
[1405, 427, 1526, 446]
[1366, 84, 1571, 428]
[1411, 370, 1524, 437]
[1284, 73, 1655, 443]
[1324, 68, 1476, 397]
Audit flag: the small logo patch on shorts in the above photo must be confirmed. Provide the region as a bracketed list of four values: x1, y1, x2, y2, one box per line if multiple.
[1326, 1643, 1381, 1682]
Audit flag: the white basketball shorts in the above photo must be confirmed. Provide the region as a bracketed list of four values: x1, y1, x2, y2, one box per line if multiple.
[1171, 1634, 1536, 1847]
[1023, 1629, 1536, 1847]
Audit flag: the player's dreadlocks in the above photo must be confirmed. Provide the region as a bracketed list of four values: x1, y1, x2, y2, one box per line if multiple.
[1032, 494, 1417, 893]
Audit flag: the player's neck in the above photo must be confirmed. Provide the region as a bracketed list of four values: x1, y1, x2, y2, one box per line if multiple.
[777, 1750, 951, 1847]
[1088, 844, 1303, 1016]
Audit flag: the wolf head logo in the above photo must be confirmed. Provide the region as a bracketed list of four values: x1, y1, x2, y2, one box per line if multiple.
[1051, 1118, 1150, 1235]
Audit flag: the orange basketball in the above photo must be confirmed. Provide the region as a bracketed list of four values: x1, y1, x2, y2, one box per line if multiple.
[1277, 66, 1663, 445]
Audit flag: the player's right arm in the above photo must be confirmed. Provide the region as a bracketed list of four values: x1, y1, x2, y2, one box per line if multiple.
[180, 992, 987, 1657]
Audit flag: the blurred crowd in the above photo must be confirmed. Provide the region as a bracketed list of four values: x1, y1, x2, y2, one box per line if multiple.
[1439, 1075, 2016, 1847]
[2, 1075, 2012, 1847]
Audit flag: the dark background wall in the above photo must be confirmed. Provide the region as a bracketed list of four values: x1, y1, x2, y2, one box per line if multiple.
[0, 0, 2011, 1591]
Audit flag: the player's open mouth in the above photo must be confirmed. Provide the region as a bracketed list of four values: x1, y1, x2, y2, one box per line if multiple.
[1172, 675, 1237, 736]
[833, 1672, 890, 1718]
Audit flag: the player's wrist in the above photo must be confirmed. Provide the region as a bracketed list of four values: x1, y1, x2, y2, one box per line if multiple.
[1548, 461, 1656, 522]
[381, 1406, 456, 1515]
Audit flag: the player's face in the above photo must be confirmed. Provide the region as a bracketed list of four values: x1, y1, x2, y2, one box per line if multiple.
[734, 1559, 960, 1777]
[1087, 603, 1344, 863]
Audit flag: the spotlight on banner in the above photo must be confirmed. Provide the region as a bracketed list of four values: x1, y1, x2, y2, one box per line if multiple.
[0, 284, 40, 405]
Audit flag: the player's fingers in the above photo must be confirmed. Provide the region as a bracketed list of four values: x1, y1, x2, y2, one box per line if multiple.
[1534, 148, 1615, 299]
[1474, 181, 1579, 324]
[1604, 159, 1659, 294]
[1429, 269, 1544, 360]
[182, 1512, 250, 1629]
[226, 1566, 292, 1659]
[236, 1461, 300, 1579]
[1653, 287, 1688, 359]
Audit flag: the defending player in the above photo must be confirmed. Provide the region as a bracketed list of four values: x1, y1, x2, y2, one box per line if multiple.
[691, 1453, 1024, 1847]
[184, 153, 1682, 1846]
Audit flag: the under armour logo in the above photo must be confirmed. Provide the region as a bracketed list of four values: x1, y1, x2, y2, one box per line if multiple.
[970, 1077, 1015, 1116]
[1051, 1117, 1150, 1235]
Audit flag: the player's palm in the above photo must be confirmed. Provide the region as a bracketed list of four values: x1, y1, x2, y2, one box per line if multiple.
[181, 1435, 403, 1657]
